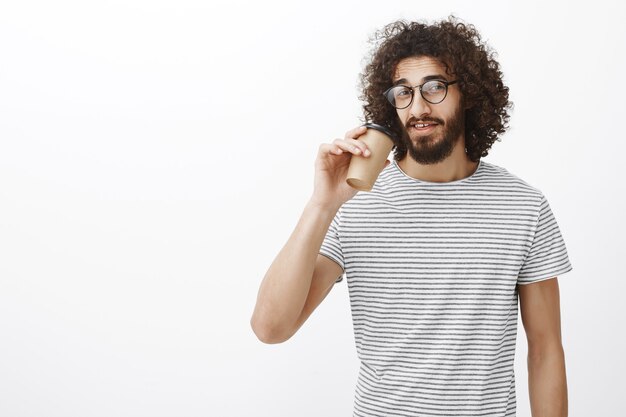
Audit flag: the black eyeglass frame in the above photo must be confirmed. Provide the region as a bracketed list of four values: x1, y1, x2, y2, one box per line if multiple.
[383, 79, 458, 108]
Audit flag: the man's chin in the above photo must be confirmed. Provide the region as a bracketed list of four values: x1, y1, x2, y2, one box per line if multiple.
[405, 133, 457, 163]
[408, 132, 440, 145]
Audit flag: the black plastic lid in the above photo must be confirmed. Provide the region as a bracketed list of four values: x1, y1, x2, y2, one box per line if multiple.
[362, 123, 396, 141]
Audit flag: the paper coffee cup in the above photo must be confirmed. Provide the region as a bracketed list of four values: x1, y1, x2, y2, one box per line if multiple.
[346, 123, 395, 191]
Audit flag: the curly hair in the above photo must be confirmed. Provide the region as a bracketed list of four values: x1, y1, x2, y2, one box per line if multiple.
[359, 16, 512, 162]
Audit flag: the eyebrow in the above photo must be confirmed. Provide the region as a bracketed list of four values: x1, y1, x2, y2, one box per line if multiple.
[392, 74, 448, 86]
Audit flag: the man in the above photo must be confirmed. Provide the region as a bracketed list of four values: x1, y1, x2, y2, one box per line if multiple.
[251, 16, 572, 417]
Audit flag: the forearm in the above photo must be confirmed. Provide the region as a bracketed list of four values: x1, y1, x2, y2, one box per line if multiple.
[250, 200, 339, 343]
[527, 344, 568, 417]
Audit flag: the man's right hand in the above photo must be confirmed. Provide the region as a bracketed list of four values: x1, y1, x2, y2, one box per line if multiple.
[252, 124, 392, 344]
[310, 125, 390, 211]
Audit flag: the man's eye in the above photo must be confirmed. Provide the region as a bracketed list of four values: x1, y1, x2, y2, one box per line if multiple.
[426, 84, 445, 92]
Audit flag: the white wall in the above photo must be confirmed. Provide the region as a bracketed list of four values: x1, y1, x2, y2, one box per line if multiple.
[0, 0, 624, 415]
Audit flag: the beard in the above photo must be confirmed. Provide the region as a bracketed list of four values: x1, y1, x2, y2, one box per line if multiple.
[399, 105, 465, 165]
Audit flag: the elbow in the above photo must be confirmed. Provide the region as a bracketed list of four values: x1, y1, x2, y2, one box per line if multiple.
[250, 315, 293, 345]
[527, 339, 565, 362]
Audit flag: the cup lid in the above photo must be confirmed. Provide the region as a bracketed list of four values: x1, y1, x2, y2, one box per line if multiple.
[362, 123, 396, 140]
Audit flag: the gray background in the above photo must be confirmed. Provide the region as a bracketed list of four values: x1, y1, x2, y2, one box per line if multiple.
[1, 0, 624, 415]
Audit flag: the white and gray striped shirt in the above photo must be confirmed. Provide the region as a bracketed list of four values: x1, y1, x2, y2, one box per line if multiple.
[319, 158, 572, 417]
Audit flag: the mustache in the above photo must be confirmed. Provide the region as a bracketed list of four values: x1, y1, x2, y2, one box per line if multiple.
[405, 117, 444, 128]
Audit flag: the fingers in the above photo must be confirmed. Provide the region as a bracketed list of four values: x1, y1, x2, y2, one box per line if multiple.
[344, 125, 367, 139]
[333, 125, 371, 156]
[331, 137, 370, 156]
[320, 125, 371, 157]
[319, 142, 359, 157]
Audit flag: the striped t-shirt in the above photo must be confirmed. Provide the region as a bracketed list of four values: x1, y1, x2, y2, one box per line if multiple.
[319, 158, 573, 417]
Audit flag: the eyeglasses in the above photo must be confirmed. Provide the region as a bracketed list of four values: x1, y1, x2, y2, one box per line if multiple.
[383, 79, 458, 109]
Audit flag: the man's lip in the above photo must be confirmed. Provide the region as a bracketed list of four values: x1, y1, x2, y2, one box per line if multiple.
[410, 123, 438, 130]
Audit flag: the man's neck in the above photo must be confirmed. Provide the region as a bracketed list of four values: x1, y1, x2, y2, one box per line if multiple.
[397, 140, 479, 183]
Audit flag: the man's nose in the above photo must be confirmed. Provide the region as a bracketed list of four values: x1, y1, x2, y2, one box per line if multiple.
[409, 92, 432, 118]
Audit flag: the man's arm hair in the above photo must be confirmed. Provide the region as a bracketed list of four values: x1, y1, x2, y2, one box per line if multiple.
[519, 277, 568, 417]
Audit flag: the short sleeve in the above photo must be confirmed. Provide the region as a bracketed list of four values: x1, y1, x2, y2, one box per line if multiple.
[319, 209, 345, 283]
[517, 193, 573, 285]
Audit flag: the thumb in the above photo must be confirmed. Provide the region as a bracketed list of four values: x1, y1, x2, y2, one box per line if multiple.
[384, 160, 390, 167]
